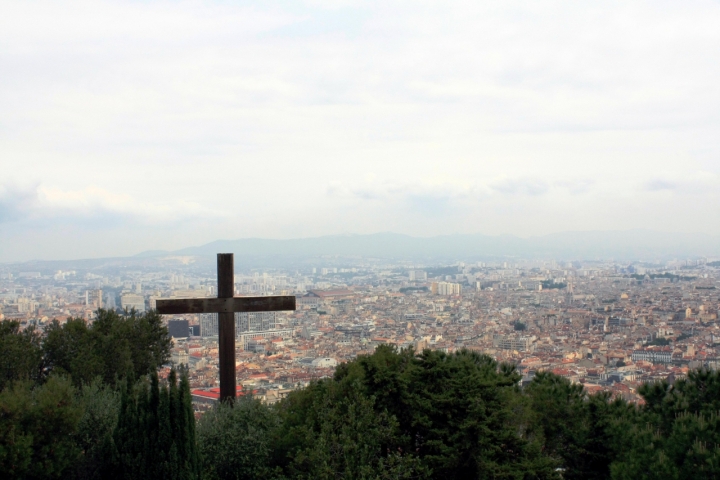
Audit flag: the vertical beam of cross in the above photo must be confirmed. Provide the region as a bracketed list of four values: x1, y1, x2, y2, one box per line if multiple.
[216, 253, 236, 402]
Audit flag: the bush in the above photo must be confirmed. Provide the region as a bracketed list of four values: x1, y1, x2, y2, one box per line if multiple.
[197, 396, 279, 480]
[0, 321, 44, 391]
[0, 376, 83, 479]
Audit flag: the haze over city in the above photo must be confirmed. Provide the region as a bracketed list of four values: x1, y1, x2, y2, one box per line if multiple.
[2, 0, 720, 262]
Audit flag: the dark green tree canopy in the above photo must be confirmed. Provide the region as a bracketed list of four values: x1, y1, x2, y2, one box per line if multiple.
[43, 309, 172, 386]
[0, 321, 44, 391]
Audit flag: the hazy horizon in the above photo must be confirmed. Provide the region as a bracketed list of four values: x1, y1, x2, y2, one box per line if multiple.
[2, 1, 720, 262]
[3, 229, 719, 264]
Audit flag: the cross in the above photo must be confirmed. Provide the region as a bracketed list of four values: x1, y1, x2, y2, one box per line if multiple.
[155, 253, 296, 403]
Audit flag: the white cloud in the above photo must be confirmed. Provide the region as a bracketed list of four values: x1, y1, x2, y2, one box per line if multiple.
[0, 183, 224, 225]
[643, 172, 720, 194]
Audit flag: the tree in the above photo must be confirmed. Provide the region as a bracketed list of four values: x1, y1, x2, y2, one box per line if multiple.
[0, 321, 44, 391]
[110, 367, 198, 480]
[611, 411, 720, 479]
[514, 321, 527, 331]
[1, 310, 176, 479]
[71, 379, 121, 480]
[524, 372, 632, 480]
[273, 377, 427, 480]
[42, 318, 103, 386]
[392, 348, 555, 479]
[610, 369, 720, 478]
[0, 375, 83, 479]
[278, 345, 558, 479]
[198, 395, 281, 480]
[43, 309, 172, 386]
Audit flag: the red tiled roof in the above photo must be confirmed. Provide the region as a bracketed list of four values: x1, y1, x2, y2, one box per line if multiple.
[192, 386, 258, 400]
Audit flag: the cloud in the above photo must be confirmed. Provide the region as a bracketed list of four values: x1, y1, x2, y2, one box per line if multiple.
[327, 175, 598, 209]
[645, 179, 679, 192]
[489, 178, 549, 196]
[643, 173, 720, 194]
[0, 184, 40, 223]
[327, 181, 478, 202]
[0, 183, 224, 226]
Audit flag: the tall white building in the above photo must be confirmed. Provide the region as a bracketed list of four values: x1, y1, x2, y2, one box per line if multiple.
[432, 282, 462, 295]
[409, 270, 427, 281]
[200, 311, 276, 337]
[120, 294, 145, 312]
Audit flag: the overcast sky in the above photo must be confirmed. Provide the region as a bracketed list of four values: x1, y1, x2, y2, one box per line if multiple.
[1, 0, 719, 261]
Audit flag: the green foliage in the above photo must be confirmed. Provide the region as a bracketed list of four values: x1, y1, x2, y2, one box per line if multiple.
[0, 311, 183, 480]
[391, 348, 554, 479]
[0, 321, 44, 391]
[197, 396, 280, 480]
[514, 321, 527, 331]
[525, 372, 634, 480]
[71, 380, 121, 480]
[110, 367, 199, 480]
[274, 378, 428, 480]
[676, 333, 693, 342]
[648, 337, 671, 346]
[0, 376, 83, 479]
[611, 411, 720, 479]
[611, 369, 720, 479]
[43, 309, 172, 386]
[277, 345, 557, 479]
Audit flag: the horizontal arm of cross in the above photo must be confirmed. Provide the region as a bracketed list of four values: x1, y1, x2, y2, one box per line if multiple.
[155, 296, 296, 315]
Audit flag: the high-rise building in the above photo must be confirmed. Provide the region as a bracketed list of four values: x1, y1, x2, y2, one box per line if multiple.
[199, 311, 277, 337]
[431, 282, 462, 295]
[492, 335, 535, 352]
[105, 293, 117, 310]
[409, 270, 427, 281]
[200, 314, 218, 337]
[237, 311, 276, 331]
[120, 294, 145, 312]
[168, 319, 190, 338]
[85, 289, 103, 309]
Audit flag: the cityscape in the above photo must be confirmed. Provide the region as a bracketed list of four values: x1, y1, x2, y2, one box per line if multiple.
[3, 0, 720, 476]
[3, 253, 719, 410]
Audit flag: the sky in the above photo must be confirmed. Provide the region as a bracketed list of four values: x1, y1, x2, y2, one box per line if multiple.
[1, 0, 719, 261]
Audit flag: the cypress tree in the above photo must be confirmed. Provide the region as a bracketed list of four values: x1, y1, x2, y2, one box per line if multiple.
[169, 368, 181, 479]
[178, 366, 199, 479]
[102, 368, 198, 479]
[147, 372, 160, 477]
[158, 378, 172, 477]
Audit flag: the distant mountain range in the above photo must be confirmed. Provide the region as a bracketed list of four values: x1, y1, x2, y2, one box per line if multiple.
[135, 230, 720, 261]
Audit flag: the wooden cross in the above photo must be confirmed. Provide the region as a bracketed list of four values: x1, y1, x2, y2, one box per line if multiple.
[155, 253, 296, 403]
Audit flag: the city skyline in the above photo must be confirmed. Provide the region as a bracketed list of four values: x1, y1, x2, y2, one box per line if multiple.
[2, 249, 719, 407]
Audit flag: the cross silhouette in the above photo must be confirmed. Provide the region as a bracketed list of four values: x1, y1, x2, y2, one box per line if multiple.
[156, 253, 296, 403]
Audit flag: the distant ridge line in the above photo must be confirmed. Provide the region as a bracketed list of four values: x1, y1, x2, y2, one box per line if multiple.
[133, 230, 720, 261]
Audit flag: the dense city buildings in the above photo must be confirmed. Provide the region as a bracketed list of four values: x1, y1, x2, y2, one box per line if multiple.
[2, 255, 719, 408]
